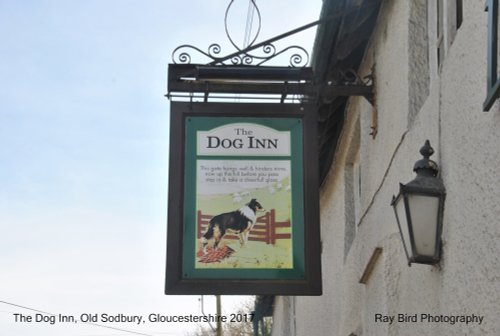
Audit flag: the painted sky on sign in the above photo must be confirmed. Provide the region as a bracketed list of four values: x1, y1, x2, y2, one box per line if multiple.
[0, 1, 321, 335]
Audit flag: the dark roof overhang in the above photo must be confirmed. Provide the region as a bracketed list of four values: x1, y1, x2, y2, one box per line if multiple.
[312, 0, 383, 185]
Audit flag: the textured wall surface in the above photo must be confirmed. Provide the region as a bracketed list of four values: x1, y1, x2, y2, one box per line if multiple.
[272, 1, 500, 335]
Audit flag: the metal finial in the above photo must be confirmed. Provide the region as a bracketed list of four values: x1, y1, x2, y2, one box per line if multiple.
[413, 140, 439, 176]
[419, 139, 434, 159]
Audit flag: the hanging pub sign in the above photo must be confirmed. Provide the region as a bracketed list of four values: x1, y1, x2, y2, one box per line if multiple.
[165, 102, 322, 295]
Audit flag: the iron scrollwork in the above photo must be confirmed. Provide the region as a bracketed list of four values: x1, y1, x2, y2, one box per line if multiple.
[171, 0, 310, 67]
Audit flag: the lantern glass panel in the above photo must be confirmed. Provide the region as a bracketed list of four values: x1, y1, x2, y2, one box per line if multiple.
[395, 195, 411, 258]
[407, 194, 440, 257]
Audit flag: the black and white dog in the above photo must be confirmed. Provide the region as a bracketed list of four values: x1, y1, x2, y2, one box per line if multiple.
[201, 199, 264, 254]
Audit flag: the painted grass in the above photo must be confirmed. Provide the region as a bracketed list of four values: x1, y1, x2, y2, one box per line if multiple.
[195, 179, 293, 269]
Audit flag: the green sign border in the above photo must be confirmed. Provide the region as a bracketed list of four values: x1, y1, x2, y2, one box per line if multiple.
[182, 117, 305, 279]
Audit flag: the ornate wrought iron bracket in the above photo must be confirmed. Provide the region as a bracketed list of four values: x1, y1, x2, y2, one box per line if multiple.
[167, 63, 314, 103]
[167, 63, 374, 105]
[166, 1, 374, 105]
[171, 0, 319, 67]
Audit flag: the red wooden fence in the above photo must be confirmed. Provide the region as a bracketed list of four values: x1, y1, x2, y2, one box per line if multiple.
[197, 209, 291, 245]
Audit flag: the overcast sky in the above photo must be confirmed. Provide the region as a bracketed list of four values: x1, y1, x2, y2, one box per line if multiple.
[0, 1, 321, 335]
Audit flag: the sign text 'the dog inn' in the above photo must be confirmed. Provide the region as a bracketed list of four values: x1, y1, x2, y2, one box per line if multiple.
[165, 102, 322, 295]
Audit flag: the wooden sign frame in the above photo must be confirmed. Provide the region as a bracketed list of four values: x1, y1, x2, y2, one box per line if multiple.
[165, 102, 321, 295]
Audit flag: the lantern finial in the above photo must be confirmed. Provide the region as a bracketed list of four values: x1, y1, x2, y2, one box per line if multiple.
[420, 139, 434, 158]
[413, 140, 438, 177]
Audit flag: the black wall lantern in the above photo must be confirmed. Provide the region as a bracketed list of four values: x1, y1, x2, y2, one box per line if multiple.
[391, 140, 446, 266]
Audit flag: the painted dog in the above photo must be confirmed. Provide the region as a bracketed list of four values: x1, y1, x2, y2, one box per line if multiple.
[200, 199, 264, 254]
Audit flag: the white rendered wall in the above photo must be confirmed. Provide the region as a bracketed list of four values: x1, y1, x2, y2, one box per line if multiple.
[272, 1, 500, 335]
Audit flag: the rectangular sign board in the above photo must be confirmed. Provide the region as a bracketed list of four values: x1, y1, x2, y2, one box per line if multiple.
[165, 102, 322, 295]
